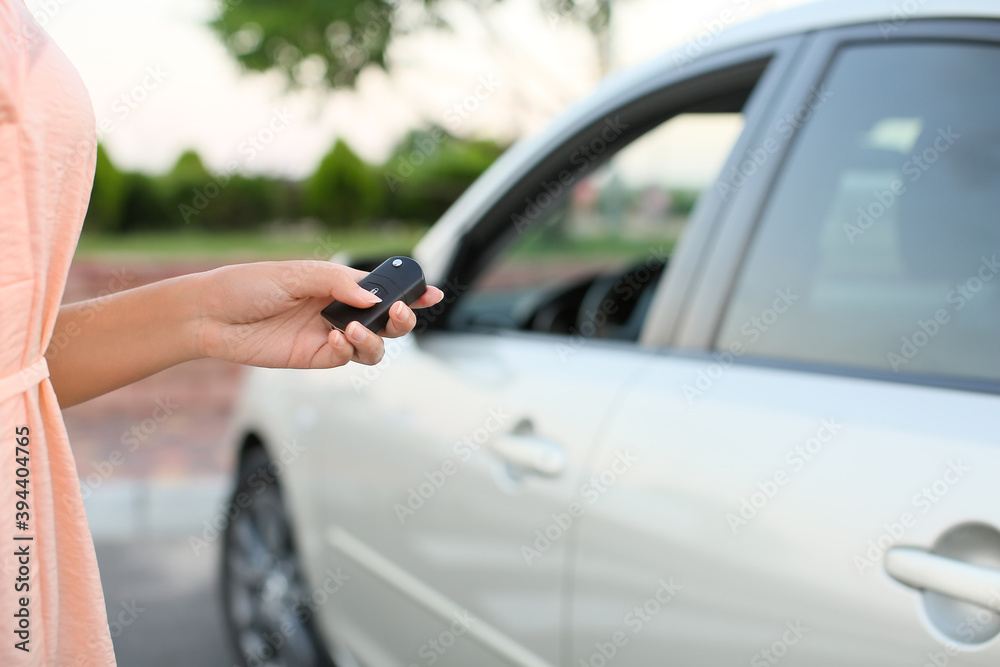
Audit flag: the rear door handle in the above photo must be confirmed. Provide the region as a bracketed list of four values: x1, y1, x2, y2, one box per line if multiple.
[491, 433, 567, 477]
[885, 546, 1000, 609]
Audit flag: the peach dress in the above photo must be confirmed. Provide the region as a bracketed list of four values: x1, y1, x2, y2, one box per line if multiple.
[0, 0, 116, 664]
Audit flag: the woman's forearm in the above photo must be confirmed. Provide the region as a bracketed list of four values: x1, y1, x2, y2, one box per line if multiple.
[46, 272, 206, 408]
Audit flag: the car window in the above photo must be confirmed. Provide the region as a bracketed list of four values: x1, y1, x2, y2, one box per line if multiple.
[716, 41, 1000, 383]
[448, 111, 745, 339]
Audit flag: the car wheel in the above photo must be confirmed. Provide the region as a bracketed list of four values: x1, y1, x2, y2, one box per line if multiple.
[221, 445, 335, 667]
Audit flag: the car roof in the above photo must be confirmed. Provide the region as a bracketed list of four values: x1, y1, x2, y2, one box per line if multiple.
[415, 0, 1000, 282]
[688, 0, 1000, 59]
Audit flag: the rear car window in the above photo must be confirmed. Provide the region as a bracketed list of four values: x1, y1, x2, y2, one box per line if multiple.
[716, 41, 1000, 383]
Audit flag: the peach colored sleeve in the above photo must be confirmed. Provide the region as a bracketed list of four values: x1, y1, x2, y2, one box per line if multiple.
[0, 1, 116, 664]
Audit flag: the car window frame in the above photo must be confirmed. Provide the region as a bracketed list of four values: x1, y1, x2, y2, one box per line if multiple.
[414, 34, 807, 352]
[694, 18, 1000, 395]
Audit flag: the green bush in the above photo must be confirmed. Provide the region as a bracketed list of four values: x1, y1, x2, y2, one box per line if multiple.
[383, 128, 505, 225]
[77, 130, 506, 236]
[304, 140, 383, 228]
[670, 188, 700, 216]
[118, 172, 173, 232]
[82, 145, 127, 233]
[167, 150, 301, 231]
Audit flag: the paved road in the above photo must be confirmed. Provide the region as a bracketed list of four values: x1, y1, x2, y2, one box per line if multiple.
[95, 538, 236, 666]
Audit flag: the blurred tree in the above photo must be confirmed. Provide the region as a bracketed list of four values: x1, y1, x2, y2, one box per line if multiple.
[198, 175, 288, 232]
[118, 172, 172, 232]
[669, 188, 700, 216]
[83, 144, 127, 233]
[163, 149, 216, 230]
[168, 149, 213, 184]
[210, 0, 618, 92]
[540, 0, 613, 75]
[83, 147, 301, 234]
[384, 128, 505, 223]
[167, 150, 294, 231]
[305, 140, 384, 227]
[209, 0, 430, 90]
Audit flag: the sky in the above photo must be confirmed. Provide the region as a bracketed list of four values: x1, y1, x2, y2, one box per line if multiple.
[30, 0, 812, 181]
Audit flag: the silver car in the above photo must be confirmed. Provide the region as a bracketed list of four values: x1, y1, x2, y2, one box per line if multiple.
[220, 1, 1000, 665]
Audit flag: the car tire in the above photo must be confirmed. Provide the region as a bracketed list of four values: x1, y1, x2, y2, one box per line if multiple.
[221, 445, 335, 667]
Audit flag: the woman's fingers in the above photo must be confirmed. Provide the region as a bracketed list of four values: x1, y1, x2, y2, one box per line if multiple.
[315, 285, 445, 364]
[318, 324, 384, 368]
[344, 322, 385, 365]
[275, 262, 446, 362]
[274, 261, 379, 309]
[278, 262, 444, 313]
[411, 286, 444, 309]
[319, 328, 358, 368]
[378, 287, 445, 337]
[381, 301, 417, 338]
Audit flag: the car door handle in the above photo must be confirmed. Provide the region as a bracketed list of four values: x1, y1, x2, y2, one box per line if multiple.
[885, 546, 1000, 609]
[491, 433, 567, 477]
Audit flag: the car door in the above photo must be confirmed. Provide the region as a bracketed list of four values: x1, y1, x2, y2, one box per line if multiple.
[570, 20, 1000, 666]
[304, 37, 803, 667]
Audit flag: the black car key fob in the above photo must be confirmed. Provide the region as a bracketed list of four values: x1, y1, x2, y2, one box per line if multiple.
[321, 256, 426, 333]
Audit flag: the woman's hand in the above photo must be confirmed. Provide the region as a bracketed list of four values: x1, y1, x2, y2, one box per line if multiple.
[196, 260, 444, 369]
[48, 259, 441, 407]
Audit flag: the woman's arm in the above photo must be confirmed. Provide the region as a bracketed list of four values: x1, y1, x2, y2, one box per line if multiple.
[46, 260, 443, 408]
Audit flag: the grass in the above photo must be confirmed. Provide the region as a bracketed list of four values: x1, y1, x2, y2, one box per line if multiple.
[72, 225, 679, 266]
[512, 233, 677, 259]
[74, 228, 427, 262]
